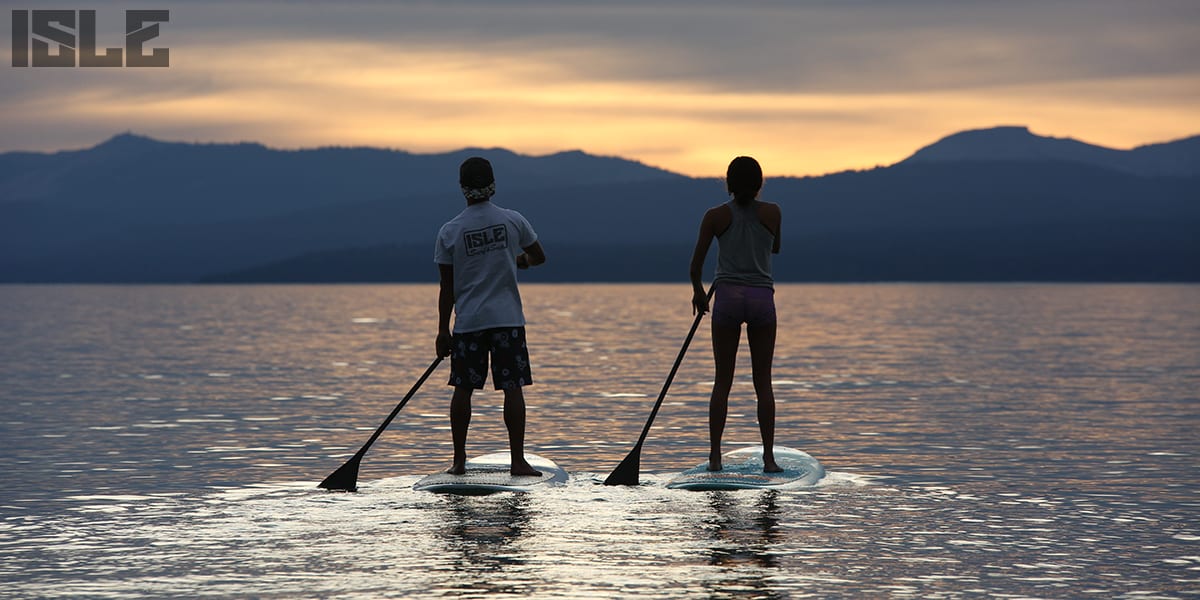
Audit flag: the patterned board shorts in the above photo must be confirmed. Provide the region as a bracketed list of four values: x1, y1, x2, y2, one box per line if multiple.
[448, 326, 533, 390]
[712, 283, 777, 329]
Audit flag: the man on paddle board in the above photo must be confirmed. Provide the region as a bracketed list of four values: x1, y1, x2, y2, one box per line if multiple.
[434, 157, 545, 477]
[689, 156, 784, 473]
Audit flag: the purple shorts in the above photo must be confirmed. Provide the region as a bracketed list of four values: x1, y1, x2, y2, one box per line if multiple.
[712, 283, 776, 329]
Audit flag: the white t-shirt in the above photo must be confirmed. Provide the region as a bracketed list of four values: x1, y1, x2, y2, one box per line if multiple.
[434, 201, 538, 333]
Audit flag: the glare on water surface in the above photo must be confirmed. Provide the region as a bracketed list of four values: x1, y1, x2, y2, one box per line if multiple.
[1, 284, 1197, 598]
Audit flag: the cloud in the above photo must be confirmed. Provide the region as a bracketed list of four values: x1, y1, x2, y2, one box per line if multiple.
[3, 0, 1198, 175]
[152, 0, 1200, 92]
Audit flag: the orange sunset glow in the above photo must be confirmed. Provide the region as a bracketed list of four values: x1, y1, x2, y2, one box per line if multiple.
[3, 1, 1198, 176]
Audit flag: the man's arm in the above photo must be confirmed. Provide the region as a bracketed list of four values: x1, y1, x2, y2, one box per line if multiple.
[517, 240, 546, 269]
[436, 263, 454, 357]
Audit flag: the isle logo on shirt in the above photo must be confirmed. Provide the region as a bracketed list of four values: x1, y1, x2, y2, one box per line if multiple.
[464, 224, 508, 256]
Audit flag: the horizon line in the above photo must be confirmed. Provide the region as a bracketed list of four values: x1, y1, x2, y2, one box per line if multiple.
[6, 127, 1198, 179]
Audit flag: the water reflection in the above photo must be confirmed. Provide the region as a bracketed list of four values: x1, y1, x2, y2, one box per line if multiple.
[704, 491, 782, 568]
[1, 284, 1197, 599]
[433, 494, 532, 596]
[698, 491, 787, 599]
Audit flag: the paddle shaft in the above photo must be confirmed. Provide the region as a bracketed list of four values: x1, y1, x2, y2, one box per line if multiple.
[319, 355, 443, 490]
[604, 286, 714, 485]
[632, 288, 713, 448]
[352, 355, 444, 459]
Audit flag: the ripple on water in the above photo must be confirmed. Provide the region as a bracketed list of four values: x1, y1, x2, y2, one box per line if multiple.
[1, 284, 1198, 598]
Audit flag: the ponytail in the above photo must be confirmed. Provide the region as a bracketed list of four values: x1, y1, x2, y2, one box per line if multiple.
[731, 192, 756, 205]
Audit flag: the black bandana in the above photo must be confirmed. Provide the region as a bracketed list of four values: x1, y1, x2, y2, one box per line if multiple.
[461, 183, 496, 201]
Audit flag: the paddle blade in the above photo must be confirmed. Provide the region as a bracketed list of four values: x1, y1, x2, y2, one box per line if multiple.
[603, 448, 642, 486]
[318, 454, 362, 492]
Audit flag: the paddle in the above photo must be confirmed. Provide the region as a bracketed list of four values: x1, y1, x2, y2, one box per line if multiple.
[604, 286, 715, 486]
[318, 355, 444, 492]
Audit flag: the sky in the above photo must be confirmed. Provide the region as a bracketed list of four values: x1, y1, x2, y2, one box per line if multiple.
[2, 0, 1198, 177]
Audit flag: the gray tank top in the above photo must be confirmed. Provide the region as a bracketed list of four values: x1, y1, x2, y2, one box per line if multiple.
[714, 200, 774, 288]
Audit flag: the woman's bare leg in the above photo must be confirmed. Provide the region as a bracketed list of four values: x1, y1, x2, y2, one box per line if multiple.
[747, 322, 782, 473]
[708, 322, 741, 471]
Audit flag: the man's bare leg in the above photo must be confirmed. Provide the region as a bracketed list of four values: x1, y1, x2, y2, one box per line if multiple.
[504, 386, 541, 476]
[447, 385, 472, 474]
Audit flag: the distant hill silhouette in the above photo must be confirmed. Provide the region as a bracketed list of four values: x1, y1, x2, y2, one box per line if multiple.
[902, 126, 1200, 177]
[1, 128, 1197, 282]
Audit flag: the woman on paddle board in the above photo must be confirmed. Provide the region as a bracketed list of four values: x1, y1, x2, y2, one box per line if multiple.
[688, 156, 783, 473]
[435, 157, 546, 477]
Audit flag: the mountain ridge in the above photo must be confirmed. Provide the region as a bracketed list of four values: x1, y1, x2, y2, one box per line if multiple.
[2, 127, 1197, 282]
[901, 125, 1200, 177]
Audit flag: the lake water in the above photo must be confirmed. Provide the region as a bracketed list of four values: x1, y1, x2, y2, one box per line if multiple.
[1, 284, 1198, 599]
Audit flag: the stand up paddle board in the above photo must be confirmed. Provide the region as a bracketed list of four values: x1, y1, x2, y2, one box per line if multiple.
[413, 452, 568, 495]
[666, 446, 824, 491]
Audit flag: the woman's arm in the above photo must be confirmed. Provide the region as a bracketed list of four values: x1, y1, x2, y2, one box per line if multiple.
[689, 209, 716, 314]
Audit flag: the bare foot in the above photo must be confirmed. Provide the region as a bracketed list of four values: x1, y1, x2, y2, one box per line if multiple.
[706, 456, 723, 472]
[445, 462, 466, 475]
[510, 461, 542, 477]
[763, 459, 783, 473]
